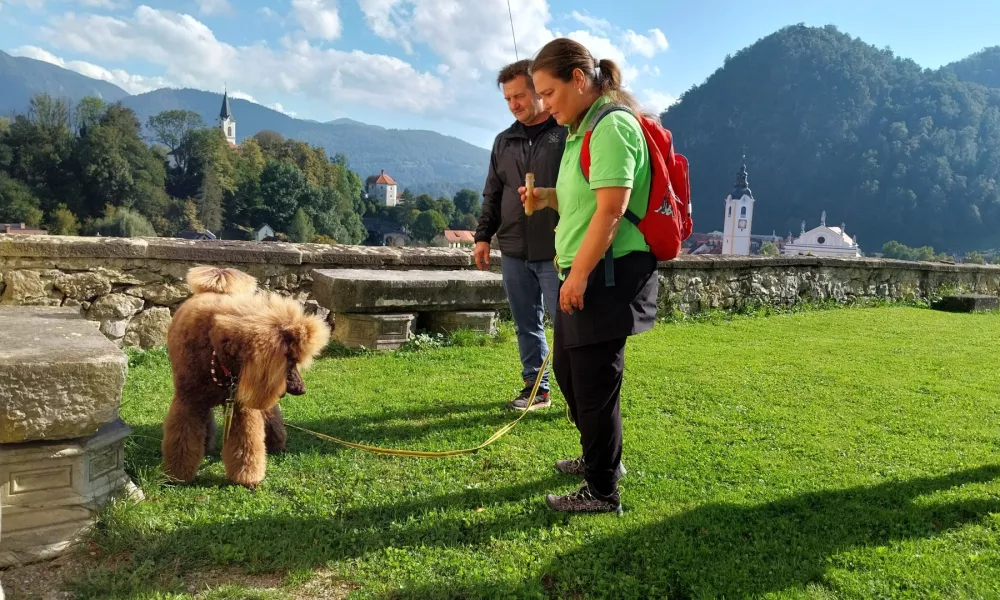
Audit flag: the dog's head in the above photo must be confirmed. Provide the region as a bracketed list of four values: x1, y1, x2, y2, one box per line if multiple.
[214, 293, 331, 410]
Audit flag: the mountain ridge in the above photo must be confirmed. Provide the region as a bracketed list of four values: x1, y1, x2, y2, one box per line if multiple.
[0, 51, 490, 198]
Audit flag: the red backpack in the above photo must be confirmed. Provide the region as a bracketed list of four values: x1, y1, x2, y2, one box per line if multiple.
[580, 103, 693, 264]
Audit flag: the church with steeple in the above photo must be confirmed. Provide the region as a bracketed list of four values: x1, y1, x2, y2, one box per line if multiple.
[219, 88, 237, 147]
[721, 156, 754, 255]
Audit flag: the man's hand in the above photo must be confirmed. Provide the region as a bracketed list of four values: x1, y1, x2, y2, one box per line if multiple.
[559, 272, 588, 314]
[473, 241, 491, 270]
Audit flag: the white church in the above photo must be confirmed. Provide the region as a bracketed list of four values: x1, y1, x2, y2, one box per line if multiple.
[167, 89, 237, 169]
[718, 156, 861, 258]
[721, 159, 755, 255]
[782, 211, 862, 257]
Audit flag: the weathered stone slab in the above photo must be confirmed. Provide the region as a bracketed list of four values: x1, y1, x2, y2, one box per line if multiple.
[332, 312, 416, 350]
[0, 234, 148, 259]
[422, 311, 498, 336]
[143, 238, 303, 264]
[312, 268, 506, 313]
[932, 294, 1000, 313]
[0, 419, 142, 568]
[0, 307, 128, 443]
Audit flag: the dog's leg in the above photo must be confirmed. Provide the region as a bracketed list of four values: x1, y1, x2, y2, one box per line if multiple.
[222, 405, 267, 489]
[205, 409, 218, 455]
[162, 397, 211, 484]
[264, 404, 288, 454]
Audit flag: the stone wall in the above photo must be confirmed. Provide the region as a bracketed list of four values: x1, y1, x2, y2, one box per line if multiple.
[2, 234, 999, 349]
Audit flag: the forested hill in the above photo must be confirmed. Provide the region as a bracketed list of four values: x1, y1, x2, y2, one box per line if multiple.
[661, 24, 1000, 253]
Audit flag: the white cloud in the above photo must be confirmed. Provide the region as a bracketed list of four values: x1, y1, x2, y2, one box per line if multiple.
[36, 6, 445, 115]
[291, 0, 341, 41]
[569, 10, 612, 36]
[78, 0, 127, 8]
[11, 44, 170, 93]
[357, 0, 554, 73]
[640, 89, 678, 114]
[270, 102, 297, 117]
[624, 28, 669, 58]
[197, 0, 232, 16]
[229, 90, 256, 102]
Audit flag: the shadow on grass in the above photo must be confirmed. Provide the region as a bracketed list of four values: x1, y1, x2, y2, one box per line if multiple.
[72, 474, 569, 599]
[527, 464, 1000, 599]
[75, 465, 1000, 599]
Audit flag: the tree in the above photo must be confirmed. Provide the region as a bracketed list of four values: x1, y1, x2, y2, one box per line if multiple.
[256, 160, 308, 230]
[0, 172, 43, 226]
[760, 241, 779, 256]
[254, 130, 285, 152]
[73, 97, 106, 135]
[47, 203, 80, 235]
[147, 110, 204, 169]
[964, 251, 986, 264]
[82, 206, 157, 237]
[412, 210, 447, 243]
[453, 188, 480, 215]
[28, 94, 70, 131]
[288, 207, 316, 243]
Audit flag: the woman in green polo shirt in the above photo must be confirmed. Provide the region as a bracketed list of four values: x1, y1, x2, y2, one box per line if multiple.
[520, 37, 660, 515]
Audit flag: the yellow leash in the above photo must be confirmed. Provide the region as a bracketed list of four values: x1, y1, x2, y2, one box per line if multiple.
[284, 350, 553, 458]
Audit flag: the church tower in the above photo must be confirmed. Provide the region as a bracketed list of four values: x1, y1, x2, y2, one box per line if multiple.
[219, 88, 236, 146]
[721, 156, 754, 255]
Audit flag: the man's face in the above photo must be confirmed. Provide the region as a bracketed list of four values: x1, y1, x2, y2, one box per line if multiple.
[502, 75, 543, 124]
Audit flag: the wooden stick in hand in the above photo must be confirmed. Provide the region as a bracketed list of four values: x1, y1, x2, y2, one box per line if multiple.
[525, 173, 535, 216]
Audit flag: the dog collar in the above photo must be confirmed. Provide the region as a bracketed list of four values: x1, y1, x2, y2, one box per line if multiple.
[210, 349, 236, 389]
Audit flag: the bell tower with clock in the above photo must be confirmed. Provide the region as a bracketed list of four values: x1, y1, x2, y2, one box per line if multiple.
[722, 154, 754, 255]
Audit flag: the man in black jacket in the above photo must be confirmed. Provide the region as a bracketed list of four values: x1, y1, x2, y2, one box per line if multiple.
[475, 59, 566, 411]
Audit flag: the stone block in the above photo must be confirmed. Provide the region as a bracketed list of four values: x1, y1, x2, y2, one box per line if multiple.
[331, 312, 416, 350]
[0, 307, 128, 444]
[932, 294, 1000, 313]
[123, 307, 172, 349]
[421, 311, 498, 336]
[0, 234, 148, 259]
[312, 268, 506, 314]
[0, 419, 142, 568]
[142, 238, 303, 264]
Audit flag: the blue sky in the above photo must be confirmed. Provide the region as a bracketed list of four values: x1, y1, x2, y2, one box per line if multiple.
[2, 0, 999, 149]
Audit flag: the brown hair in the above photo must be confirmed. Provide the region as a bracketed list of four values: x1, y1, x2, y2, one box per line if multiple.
[496, 59, 534, 91]
[530, 37, 647, 118]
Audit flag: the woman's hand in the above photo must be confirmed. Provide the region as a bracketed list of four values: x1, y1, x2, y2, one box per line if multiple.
[559, 271, 588, 314]
[518, 186, 557, 213]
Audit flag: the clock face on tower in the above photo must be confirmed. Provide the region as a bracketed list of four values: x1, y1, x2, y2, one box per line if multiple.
[738, 218, 747, 229]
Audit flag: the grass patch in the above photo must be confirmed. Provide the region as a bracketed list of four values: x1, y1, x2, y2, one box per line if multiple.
[64, 306, 1000, 599]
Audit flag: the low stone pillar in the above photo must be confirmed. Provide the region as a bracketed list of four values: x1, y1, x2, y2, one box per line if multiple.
[331, 313, 417, 350]
[0, 307, 141, 568]
[421, 311, 498, 336]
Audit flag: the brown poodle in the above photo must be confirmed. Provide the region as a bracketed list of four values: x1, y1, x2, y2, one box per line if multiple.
[161, 266, 330, 488]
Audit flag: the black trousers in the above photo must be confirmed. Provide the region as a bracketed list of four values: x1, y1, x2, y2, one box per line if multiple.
[551, 250, 658, 497]
[553, 325, 627, 497]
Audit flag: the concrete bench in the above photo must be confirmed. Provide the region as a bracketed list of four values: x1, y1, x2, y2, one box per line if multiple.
[931, 294, 1000, 313]
[311, 269, 507, 350]
[0, 307, 140, 568]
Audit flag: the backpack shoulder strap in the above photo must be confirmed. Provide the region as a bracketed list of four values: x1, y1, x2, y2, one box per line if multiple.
[579, 103, 633, 184]
[577, 103, 637, 289]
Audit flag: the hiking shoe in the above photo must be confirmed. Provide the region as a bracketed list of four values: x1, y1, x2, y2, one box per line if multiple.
[545, 484, 623, 515]
[507, 385, 551, 411]
[555, 456, 627, 479]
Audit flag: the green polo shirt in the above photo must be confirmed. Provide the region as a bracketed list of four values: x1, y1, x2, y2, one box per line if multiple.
[554, 94, 651, 271]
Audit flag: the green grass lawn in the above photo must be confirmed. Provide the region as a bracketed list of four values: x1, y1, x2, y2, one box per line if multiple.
[64, 306, 1000, 599]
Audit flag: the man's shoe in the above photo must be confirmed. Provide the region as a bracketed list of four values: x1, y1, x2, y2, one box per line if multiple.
[507, 385, 551, 411]
[555, 456, 626, 478]
[545, 484, 623, 515]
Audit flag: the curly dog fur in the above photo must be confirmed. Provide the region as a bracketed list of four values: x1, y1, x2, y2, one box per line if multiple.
[162, 266, 330, 488]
